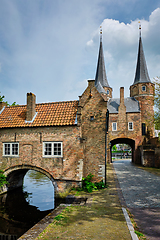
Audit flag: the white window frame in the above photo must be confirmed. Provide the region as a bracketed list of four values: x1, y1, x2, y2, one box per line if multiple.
[112, 122, 117, 131]
[142, 86, 146, 91]
[128, 122, 133, 131]
[43, 142, 63, 157]
[3, 143, 19, 157]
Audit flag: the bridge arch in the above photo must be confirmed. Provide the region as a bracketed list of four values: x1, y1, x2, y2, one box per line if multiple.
[3, 164, 58, 193]
[110, 138, 135, 162]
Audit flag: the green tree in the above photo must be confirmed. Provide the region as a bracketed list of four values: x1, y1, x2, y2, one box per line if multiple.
[0, 170, 7, 188]
[154, 77, 160, 129]
[0, 93, 18, 106]
[112, 145, 117, 151]
[0, 94, 5, 102]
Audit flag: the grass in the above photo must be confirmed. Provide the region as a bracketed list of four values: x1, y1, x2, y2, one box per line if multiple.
[127, 209, 147, 240]
[137, 165, 160, 176]
[36, 164, 132, 240]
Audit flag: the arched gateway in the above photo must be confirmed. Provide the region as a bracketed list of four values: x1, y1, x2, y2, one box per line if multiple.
[110, 138, 135, 162]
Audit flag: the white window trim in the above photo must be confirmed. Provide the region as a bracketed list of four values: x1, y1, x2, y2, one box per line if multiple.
[3, 142, 19, 157]
[43, 142, 63, 158]
[128, 122, 133, 131]
[112, 122, 117, 131]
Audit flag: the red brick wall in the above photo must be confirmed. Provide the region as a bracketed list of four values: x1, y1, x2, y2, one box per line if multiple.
[130, 82, 155, 137]
[0, 125, 83, 191]
[79, 81, 107, 181]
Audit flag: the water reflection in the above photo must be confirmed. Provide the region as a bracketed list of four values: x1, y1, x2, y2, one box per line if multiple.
[24, 170, 54, 211]
[0, 170, 55, 238]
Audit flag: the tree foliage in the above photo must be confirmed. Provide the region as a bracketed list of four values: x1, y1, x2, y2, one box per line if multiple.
[0, 93, 18, 106]
[0, 170, 8, 188]
[154, 77, 160, 129]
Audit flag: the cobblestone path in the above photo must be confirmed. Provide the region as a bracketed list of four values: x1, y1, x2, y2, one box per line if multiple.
[113, 159, 160, 240]
[113, 160, 160, 208]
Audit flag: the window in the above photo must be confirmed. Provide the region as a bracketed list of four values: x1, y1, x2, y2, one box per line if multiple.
[43, 142, 63, 157]
[3, 143, 19, 156]
[142, 123, 146, 135]
[107, 90, 109, 95]
[90, 116, 94, 121]
[128, 122, 133, 130]
[112, 122, 117, 131]
[142, 86, 146, 91]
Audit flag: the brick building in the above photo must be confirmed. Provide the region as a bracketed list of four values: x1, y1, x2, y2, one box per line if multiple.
[0, 28, 155, 192]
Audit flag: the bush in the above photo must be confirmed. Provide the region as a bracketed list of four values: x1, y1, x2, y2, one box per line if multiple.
[0, 170, 8, 188]
[94, 180, 106, 189]
[82, 174, 107, 193]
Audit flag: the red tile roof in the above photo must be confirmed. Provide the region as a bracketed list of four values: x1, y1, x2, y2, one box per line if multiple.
[0, 100, 78, 128]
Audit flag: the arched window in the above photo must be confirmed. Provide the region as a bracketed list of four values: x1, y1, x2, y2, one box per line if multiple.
[142, 86, 146, 91]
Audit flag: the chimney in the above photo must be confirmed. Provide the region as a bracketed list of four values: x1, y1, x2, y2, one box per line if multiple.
[120, 87, 125, 105]
[26, 92, 36, 122]
[0, 102, 7, 111]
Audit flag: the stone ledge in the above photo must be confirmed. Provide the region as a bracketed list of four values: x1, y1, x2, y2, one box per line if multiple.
[18, 204, 68, 240]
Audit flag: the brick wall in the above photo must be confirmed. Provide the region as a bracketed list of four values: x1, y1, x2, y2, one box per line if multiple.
[130, 82, 155, 137]
[0, 125, 83, 191]
[79, 80, 107, 181]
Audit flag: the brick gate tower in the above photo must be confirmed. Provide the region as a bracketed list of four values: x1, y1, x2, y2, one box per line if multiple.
[79, 24, 155, 179]
[130, 26, 155, 138]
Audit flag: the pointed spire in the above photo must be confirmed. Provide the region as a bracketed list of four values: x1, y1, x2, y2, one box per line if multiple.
[95, 26, 110, 89]
[133, 23, 151, 84]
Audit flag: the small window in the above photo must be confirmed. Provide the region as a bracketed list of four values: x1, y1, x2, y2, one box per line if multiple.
[107, 90, 109, 95]
[3, 143, 19, 156]
[142, 86, 146, 91]
[90, 116, 94, 121]
[43, 142, 63, 157]
[128, 122, 133, 130]
[142, 123, 146, 135]
[112, 122, 117, 131]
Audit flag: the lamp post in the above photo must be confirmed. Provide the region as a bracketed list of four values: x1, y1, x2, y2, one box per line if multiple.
[105, 109, 109, 186]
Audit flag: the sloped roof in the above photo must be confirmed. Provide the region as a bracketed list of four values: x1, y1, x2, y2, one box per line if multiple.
[133, 36, 151, 84]
[0, 100, 78, 128]
[107, 97, 140, 113]
[95, 39, 112, 96]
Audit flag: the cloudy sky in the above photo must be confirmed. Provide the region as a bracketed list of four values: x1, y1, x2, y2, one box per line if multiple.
[0, 0, 160, 105]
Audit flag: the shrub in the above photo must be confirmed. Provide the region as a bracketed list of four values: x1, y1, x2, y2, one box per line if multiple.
[0, 170, 8, 188]
[82, 174, 107, 193]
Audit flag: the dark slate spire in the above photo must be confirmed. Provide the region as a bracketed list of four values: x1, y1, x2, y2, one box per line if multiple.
[133, 24, 151, 84]
[95, 27, 110, 90]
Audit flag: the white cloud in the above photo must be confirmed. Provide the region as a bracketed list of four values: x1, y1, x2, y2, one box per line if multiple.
[0, 1, 160, 104]
[87, 8, 160, 98]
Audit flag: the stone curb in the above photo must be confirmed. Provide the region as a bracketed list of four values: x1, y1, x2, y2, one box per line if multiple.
[122, 207, 139, 240]
[18, 204, 70, 240]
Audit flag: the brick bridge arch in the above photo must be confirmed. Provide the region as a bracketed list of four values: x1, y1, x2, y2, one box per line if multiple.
[110, 138, 135, 162]
[3, 164, 58, 194]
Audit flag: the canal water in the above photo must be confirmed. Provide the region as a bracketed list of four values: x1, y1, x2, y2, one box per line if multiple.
[0, 170, 57, 239]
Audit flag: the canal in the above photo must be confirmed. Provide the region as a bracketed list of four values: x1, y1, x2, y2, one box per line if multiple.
[0, 170, 56, 239]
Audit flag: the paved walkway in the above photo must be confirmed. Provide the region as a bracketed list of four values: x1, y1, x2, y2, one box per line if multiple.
[113, 160, 160, 239]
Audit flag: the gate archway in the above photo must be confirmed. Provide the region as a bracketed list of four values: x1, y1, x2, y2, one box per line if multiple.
[110, 138, 135, 163]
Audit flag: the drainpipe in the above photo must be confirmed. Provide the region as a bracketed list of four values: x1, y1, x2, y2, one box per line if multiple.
[105, 109, 109, 186]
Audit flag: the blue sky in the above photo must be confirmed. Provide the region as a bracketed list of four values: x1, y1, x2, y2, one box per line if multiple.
[0, 0, 160, 105]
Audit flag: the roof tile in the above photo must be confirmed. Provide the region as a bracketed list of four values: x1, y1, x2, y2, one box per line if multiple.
[0, 100, 78, 128]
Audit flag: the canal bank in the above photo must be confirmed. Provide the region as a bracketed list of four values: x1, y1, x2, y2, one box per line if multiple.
[20, 164, 133, 240]
[0, 170, 55, 238]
